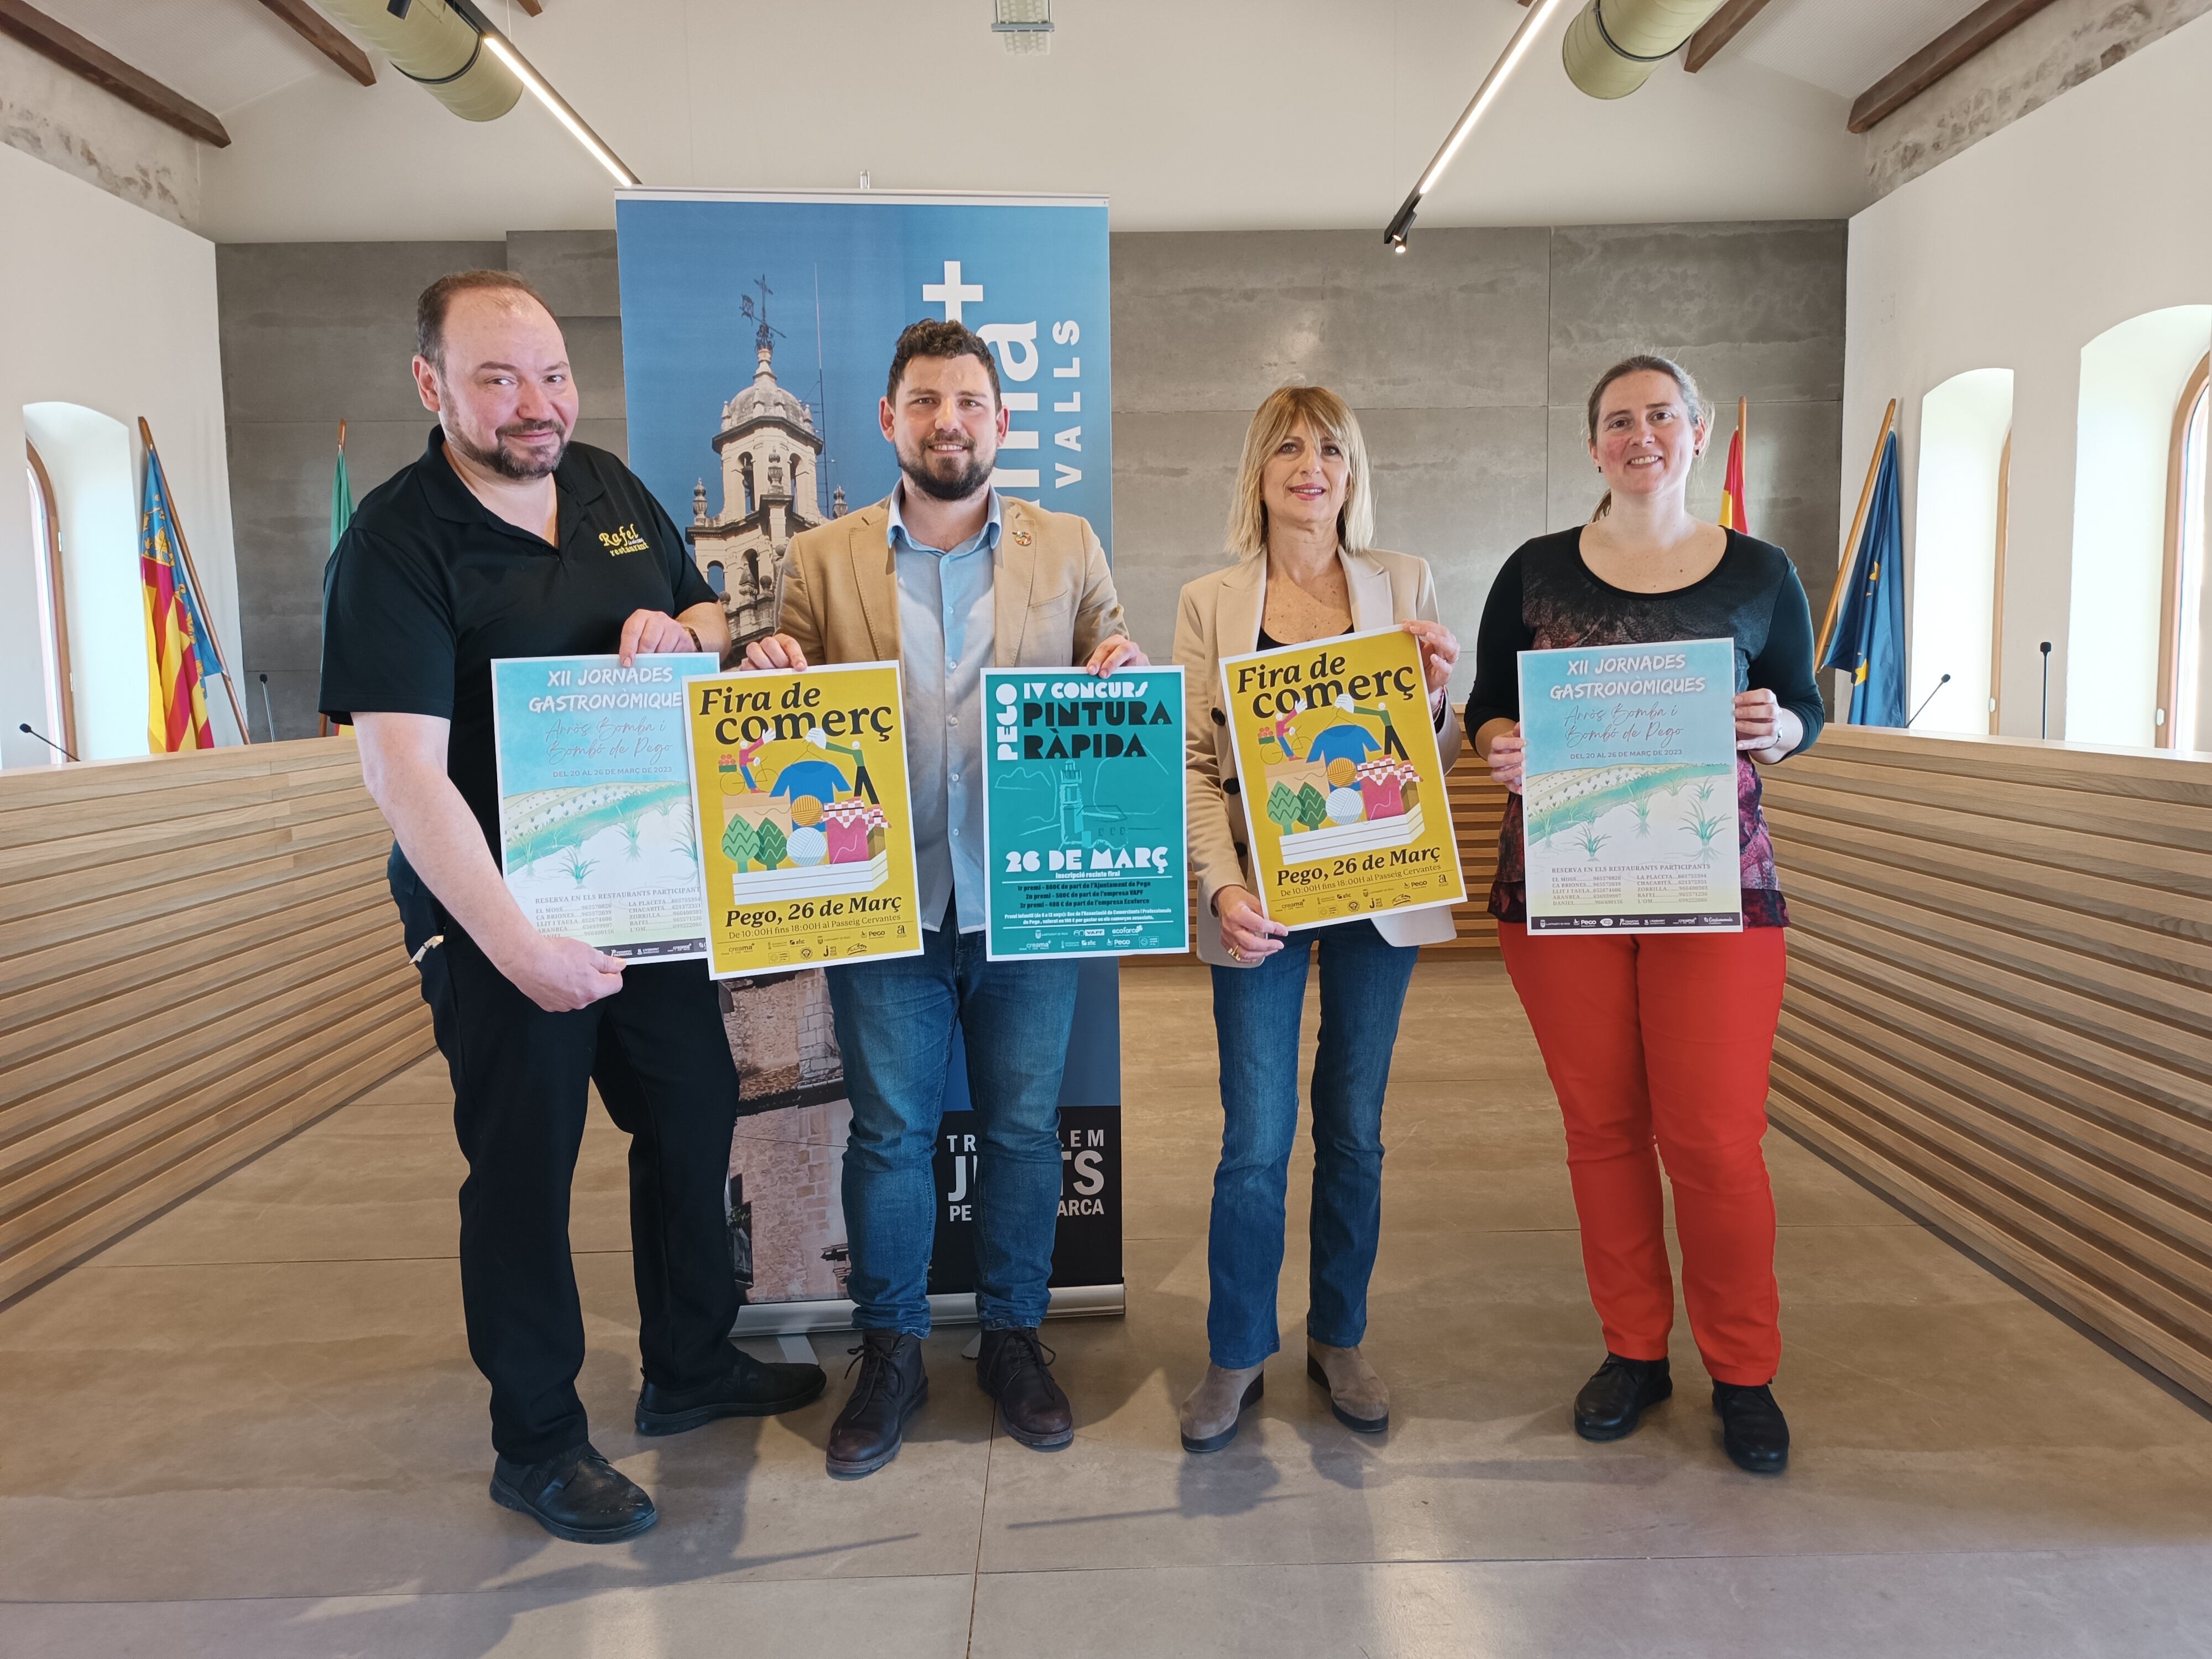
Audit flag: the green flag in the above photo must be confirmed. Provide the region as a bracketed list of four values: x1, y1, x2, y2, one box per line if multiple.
[331, 436, 354, 552]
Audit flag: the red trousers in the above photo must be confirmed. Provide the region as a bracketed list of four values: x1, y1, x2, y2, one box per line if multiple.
[1499, 923, 1788, 1385]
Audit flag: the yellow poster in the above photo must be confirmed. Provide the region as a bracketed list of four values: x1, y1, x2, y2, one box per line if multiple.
[682, 662, 924, 978]
[1218, 626, 1465, 929]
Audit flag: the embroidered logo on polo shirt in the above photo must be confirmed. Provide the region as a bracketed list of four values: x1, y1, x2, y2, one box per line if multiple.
[598, 523, 650, 556]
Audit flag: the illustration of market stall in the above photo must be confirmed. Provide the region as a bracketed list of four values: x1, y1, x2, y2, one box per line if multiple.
[710, 731, 891, 900]
[1256, 695, 1426, 863]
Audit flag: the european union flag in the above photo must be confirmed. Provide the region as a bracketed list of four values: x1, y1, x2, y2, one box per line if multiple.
[1820, 430, 1907, 726]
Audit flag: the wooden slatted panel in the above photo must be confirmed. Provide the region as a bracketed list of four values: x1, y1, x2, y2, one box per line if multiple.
[1761, 725, 2212, 1404]
[0, 738, 432, 1303]
[1435, 756, 1507, 953]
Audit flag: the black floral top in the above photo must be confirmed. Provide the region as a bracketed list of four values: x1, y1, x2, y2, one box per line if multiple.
[1462, 528, 1825, 928]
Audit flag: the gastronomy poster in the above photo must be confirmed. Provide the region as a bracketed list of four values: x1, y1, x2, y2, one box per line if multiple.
[980, 666, 1188, 961]
[489, 651, 718, 959]
[682, 662, 925, 977]
[1218, 627, 1464, 929]
[1516, 637, 1744, 933]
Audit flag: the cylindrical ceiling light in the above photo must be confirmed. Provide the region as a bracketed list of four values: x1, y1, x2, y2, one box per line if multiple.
[1561, 0, 1729, 98]
[318, 0, 520, 119]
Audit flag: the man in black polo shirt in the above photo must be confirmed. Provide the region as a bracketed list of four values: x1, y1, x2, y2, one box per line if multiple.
[321, 270, 822, 1544]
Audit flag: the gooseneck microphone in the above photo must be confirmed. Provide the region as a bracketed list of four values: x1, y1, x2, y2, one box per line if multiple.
[1905, 673, 1951, 730]
[19, 722, 77, 762]
[2039, 641, 2053, 739]
[259, 673, 279, 744]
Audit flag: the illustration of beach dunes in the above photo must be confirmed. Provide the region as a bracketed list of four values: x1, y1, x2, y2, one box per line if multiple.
[502, 779, 691, 872]
[1259, 705, 1424, 865]
[717, 735, 891, 901]
[1524, 761, 1724, 843]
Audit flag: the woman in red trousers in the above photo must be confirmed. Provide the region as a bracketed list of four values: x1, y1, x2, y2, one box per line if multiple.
[1465, 354, 1823, 1474]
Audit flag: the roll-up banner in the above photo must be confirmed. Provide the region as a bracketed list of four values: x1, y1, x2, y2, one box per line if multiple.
[614, 189, 1121, 1332]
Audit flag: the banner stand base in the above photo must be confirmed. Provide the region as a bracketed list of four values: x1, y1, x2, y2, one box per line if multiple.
[733, 1282, 1124, 1337]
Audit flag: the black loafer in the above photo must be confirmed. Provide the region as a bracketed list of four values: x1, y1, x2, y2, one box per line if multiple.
[489, 1443, 656, 1543]
[635, 1342, 827, 1435]
[1713, 1381, 1790, 1474]
[826, 1330, 928, 1478]
[978, 1327, 1074, 1450]
[1573, 1353, 1672, 1442]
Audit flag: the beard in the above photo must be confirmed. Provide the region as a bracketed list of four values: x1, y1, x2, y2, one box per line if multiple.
[898, 431, 996, 502]
[446, 415, 570, 481]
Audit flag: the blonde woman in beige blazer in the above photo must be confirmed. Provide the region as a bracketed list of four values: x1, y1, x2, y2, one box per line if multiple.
[1171, 385, 1462, 1455]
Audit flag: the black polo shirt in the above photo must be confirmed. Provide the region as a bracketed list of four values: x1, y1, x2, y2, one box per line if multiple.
[320, 426, 714, 851]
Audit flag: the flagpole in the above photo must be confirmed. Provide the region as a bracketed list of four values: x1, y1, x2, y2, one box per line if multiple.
[1816, 398, 1898, 665]
[139, 418, 253, 745]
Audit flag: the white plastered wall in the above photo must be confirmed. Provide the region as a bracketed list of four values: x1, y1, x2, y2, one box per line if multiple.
[1841, 10, 2212, 742]
[0, 140, 238, 769]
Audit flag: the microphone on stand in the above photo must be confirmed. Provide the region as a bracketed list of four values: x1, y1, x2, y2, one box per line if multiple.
[2039, 641, 2053, 739]
[258, 674, 279, 743]
[1905, 673, 1950, 729]
[19, 722, 78, 762]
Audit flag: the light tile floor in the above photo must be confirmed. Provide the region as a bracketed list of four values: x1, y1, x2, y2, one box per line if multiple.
[6, 961, 2212, 1656]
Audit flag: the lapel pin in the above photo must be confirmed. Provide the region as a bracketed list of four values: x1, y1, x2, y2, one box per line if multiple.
[1012, 528, 1032, 546]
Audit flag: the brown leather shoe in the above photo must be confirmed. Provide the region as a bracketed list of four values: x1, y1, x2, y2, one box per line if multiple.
[825, 1330, 928, 1478]
[977, 1326, 1073, 1449]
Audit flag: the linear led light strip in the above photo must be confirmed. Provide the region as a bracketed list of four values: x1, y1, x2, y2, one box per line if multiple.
[446, 5, 640, 187]
[1384, 0, 1575, 250]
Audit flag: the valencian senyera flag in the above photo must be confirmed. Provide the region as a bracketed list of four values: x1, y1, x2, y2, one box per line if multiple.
[1719, 418, 1749, 534]
[140, 447, 214, 752]
[1818, 429, 1907, 727]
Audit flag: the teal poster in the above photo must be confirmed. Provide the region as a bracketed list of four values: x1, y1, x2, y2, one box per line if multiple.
[489, 651, 719, 959]
[1516, 638, 1743, 933]
[980, 666, 1187, 961]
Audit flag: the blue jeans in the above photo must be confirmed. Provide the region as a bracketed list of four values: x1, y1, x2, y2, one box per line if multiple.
[826, 921, 1079, 1334]
[1207, 920, 1419, 1369]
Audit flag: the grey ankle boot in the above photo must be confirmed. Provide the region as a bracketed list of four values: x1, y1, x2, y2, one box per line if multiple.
[1179, 1363, 1264, 1453]
[1306, 1338, 1389, 1433]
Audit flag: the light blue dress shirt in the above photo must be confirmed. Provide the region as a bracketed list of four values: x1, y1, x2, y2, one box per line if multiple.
[889, 483, 1000, 933]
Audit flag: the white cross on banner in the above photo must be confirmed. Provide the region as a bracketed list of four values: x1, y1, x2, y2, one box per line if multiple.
[922, 260, 985, 322]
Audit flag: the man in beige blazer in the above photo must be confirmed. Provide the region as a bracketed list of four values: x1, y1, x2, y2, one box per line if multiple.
[743, 319, 1142, 1478]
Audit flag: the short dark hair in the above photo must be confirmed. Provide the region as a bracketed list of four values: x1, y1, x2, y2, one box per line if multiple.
[416, 269, 555, 368]
[885, 319, 1000, 406]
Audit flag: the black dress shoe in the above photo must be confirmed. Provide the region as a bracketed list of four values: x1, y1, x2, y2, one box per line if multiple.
[825, 1330, 928, 1478]
[635, 1343, 827, 1435]
[978, 1326, 1074, 1449]
[489, 1443, 657, 1544]
[1713, 1381, 1790, 1473]
[1573, 1353, 1673, 1442]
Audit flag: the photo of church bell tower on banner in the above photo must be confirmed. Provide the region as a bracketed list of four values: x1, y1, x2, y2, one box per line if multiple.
[614, 189, 1121, 1330]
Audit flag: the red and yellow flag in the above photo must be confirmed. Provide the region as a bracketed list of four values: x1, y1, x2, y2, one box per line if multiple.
[1719, 399, 1750, 534]
[140, 450, 213, 753]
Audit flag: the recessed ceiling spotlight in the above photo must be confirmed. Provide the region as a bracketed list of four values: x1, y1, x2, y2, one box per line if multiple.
[993, 0, 1053, 55]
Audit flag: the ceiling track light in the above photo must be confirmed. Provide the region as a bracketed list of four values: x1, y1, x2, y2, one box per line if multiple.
[1383, 0, 1574, 251]
[447, 0, 640, 185]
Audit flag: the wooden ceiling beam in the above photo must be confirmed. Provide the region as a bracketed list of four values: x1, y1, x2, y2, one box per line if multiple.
[514, 0, 542, 13]
[0, 0, 229, 146]
[1684, 0, 1775, 72]
[249, 0, 375, 87]
[1849, 0, 2063, 133]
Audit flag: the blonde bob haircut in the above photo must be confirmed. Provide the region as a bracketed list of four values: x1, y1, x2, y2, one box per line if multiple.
[1225, 385, 1376, 560]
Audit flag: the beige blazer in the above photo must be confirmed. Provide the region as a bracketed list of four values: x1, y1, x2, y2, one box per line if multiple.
[1175, 547, 1465, 968]
[775, 494, 1126, 669]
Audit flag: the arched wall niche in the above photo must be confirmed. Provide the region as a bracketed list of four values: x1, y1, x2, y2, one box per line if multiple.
[1911, 369, 2015, 737]
[22, 402, 148, 760]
